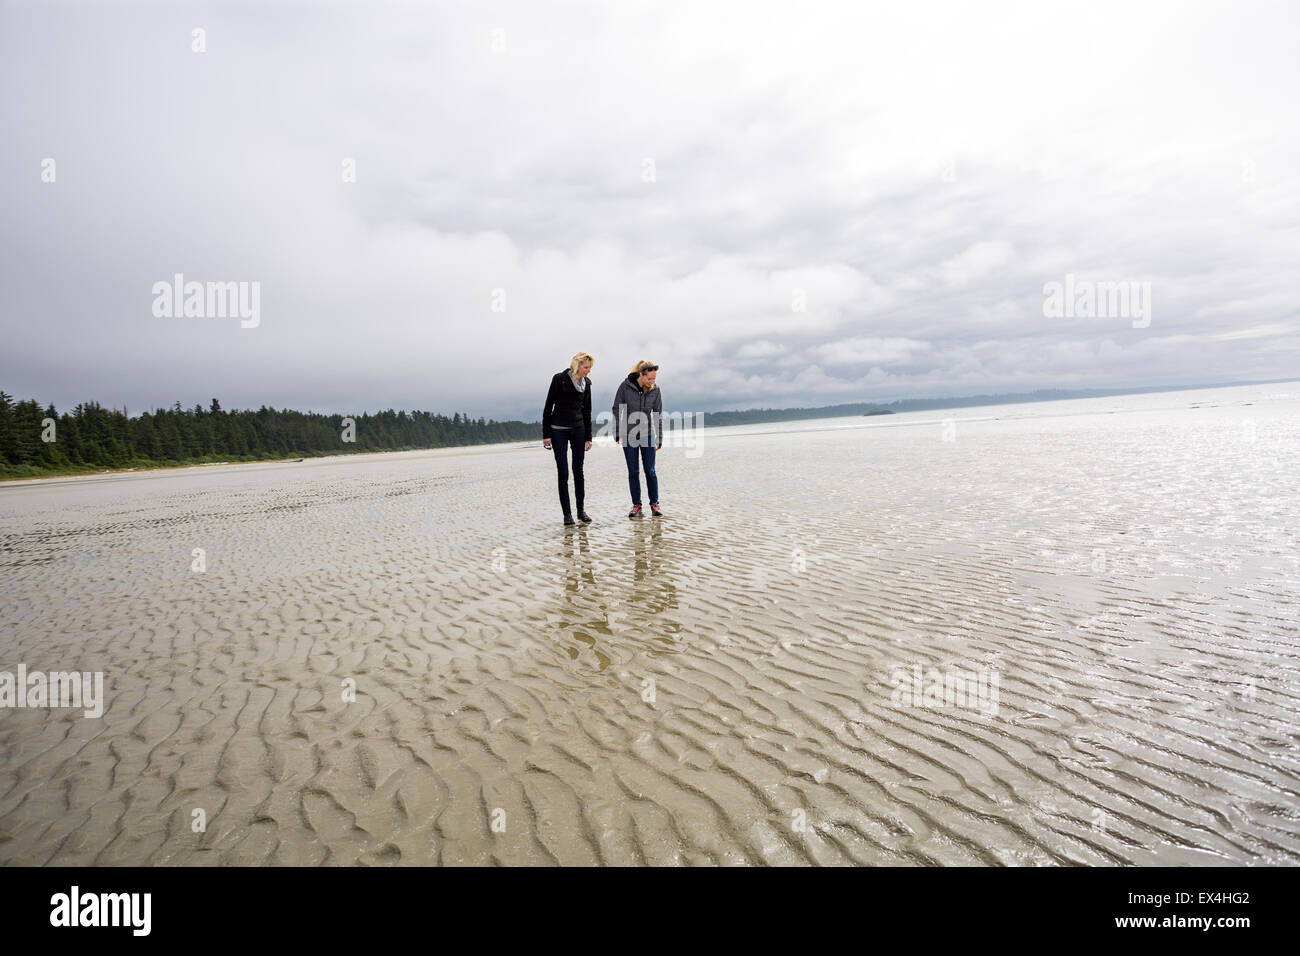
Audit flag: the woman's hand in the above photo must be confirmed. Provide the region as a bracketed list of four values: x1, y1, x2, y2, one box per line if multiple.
[585, 441, 592, 452]
[543, 438, 551, 449]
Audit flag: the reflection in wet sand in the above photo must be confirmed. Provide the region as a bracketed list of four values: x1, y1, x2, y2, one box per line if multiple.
[1, 384, 1298, 864]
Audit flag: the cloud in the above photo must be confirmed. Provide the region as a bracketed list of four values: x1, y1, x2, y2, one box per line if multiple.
[937, 241, 1017, 286]
[811, 337, 931, 367]
[736, 340, 786, 359]
[1, 0, 1297, 418]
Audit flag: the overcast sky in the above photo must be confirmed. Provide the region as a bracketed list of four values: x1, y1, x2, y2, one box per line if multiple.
[2, 0, 1297, 420]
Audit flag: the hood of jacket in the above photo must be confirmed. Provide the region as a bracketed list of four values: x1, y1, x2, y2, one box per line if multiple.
[626, 371, 655, 392]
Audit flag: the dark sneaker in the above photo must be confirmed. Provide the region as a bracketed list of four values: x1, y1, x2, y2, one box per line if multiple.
[628, 504, 643, 519]
[563, 514, 576, 526]
[578, 511, 592, 523]
[650, 503, 662, 517]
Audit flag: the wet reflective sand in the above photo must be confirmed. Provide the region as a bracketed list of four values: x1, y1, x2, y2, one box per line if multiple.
[2, 384, 1298, 865]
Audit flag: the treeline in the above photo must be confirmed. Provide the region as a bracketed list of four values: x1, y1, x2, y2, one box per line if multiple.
[0, 391, 538, 478]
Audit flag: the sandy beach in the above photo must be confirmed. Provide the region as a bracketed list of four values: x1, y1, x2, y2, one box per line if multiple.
[1, 383, 1297, 865]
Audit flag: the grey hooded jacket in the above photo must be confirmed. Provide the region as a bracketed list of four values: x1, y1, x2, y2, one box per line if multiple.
[612, 373, 663, 447]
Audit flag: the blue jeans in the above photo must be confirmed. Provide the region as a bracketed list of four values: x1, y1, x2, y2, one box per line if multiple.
[623, 444, 658, 505]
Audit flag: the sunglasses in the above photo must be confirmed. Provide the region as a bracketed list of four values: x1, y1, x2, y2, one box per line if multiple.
[642, 365, 659, 372]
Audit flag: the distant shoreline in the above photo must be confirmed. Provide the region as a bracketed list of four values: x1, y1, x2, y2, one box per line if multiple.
[696, 377, 1300, 428]
[4, 377, 1294, 484]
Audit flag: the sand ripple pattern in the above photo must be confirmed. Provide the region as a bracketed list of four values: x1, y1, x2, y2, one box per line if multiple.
[1, 396, 1298, 865]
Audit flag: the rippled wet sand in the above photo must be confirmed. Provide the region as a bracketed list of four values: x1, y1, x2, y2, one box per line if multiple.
[2, 387, 1298, 865]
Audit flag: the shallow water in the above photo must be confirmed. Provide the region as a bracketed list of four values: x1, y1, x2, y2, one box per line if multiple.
[1, 382, 1297, 864]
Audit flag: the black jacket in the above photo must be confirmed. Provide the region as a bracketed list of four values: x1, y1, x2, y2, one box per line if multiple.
[612, 372, 663, 446]
[542, 370, 593, 440]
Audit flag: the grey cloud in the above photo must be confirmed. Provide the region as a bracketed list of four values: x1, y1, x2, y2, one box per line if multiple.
[2, 0, 1297, 421]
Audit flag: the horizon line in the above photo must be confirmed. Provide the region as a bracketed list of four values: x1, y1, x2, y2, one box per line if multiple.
[5, 376, 1297, 424]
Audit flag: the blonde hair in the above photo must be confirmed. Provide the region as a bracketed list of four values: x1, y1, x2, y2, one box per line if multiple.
[569, 351, 595, 374]
[629, 359, 658, 390]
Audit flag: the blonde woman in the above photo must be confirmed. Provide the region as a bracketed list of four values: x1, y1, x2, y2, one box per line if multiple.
[612, 359, 663, 518]
[542, 352, 594, 526]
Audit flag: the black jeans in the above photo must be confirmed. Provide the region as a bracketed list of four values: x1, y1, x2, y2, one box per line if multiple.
[550, 427, 585, 516]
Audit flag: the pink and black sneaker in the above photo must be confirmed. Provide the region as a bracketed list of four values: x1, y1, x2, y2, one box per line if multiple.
[650, 503, 663, 517]
[628, 504, 643, 519]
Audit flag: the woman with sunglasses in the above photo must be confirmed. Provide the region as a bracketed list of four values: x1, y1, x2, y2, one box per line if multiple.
[612, 359, 663, 518]
[542, 351, 594, 526]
